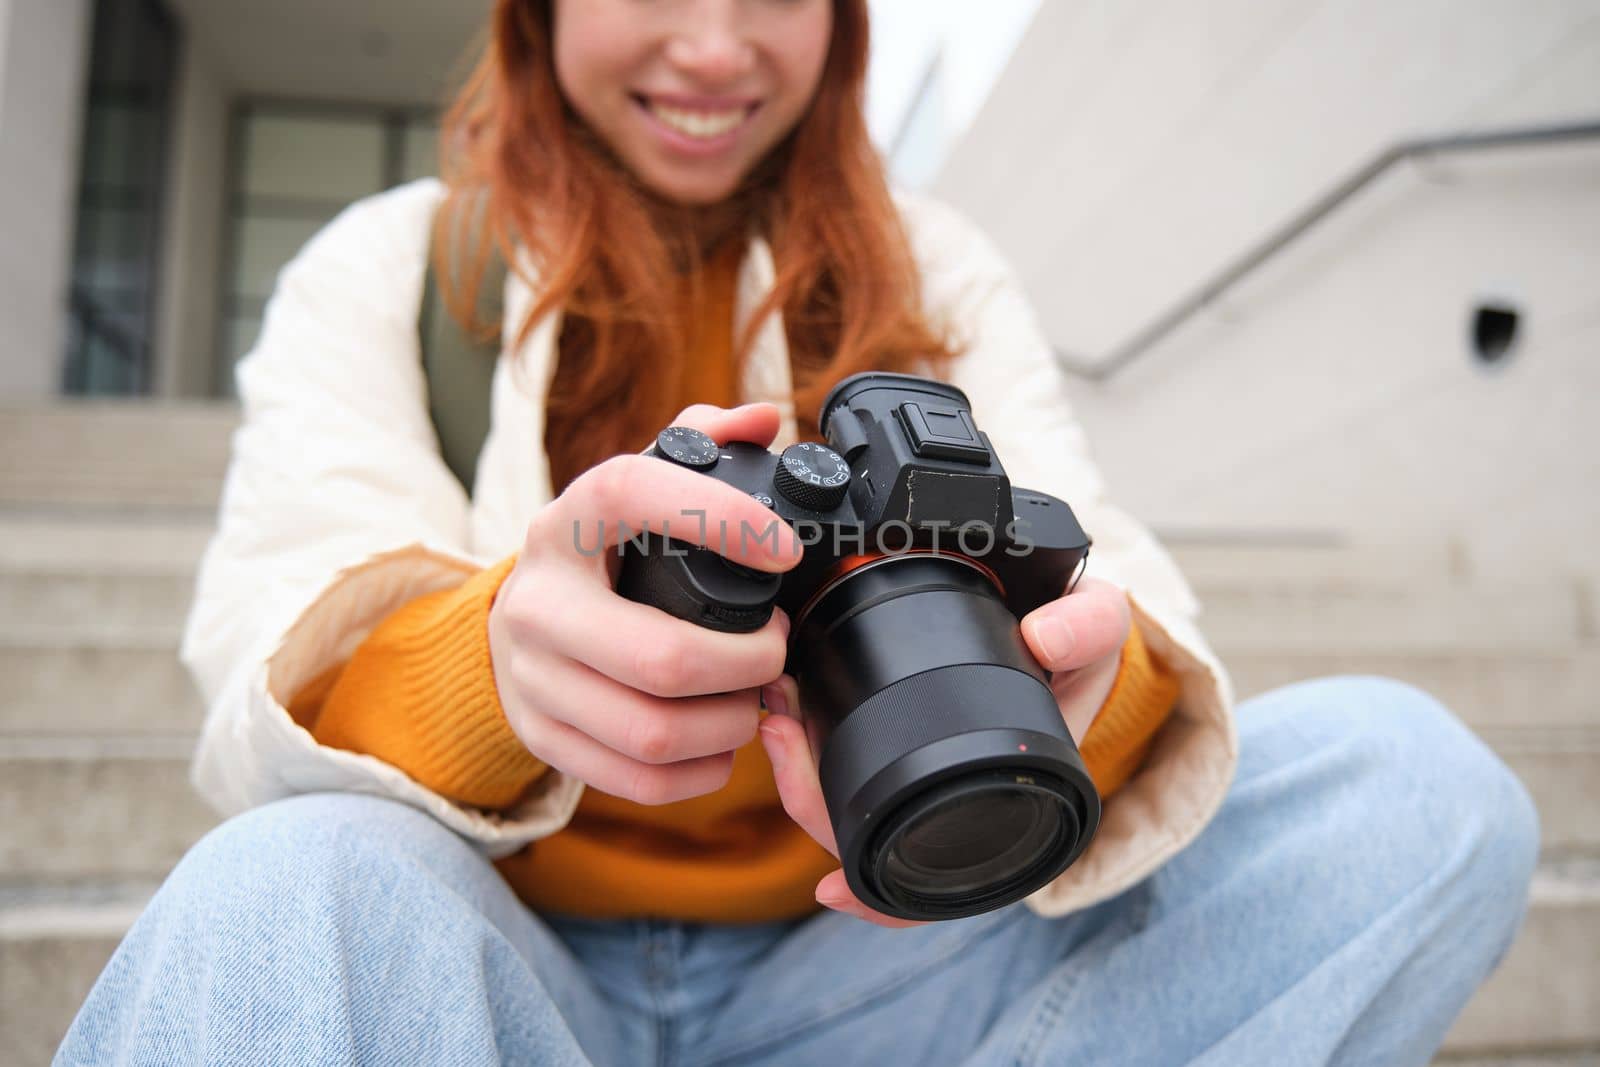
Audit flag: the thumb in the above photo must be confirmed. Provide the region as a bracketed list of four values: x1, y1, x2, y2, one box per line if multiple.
[665, 402, 782, 449]
[1020, 577, 1131, 673]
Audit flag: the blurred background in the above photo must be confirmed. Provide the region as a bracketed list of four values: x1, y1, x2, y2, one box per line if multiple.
[0, 0, 1595, 1061]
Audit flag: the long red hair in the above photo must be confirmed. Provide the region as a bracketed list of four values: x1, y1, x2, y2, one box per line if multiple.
[435, 0, 960, 491]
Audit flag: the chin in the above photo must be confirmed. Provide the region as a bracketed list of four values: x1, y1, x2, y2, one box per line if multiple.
[651, 179, 744, 207]
[677, 188, 742, 207]
[635, 162, 749, 208]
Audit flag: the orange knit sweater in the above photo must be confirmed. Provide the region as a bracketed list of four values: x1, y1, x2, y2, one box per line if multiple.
[293, 238, 1184, 923]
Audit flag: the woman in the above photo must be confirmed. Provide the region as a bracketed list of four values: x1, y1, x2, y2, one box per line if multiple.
[60, 1, 1537, 1063]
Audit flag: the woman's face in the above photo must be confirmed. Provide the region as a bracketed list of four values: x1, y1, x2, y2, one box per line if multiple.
[552, 0, 833, 206]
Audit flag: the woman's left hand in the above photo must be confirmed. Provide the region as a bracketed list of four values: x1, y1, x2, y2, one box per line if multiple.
[757, 576, 1133, 927]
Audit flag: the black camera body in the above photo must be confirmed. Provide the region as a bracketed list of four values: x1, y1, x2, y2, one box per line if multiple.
[617, 372, 1102, 921]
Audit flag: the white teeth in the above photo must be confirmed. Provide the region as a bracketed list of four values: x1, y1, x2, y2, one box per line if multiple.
[647, 101, 746, 139]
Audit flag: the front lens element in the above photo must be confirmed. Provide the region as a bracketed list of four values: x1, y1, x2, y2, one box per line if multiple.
[884, 787, 1059, 899]
[866, 770, 1082, 914]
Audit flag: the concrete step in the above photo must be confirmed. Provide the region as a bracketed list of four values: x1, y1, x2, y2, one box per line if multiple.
[2, 861, 1593, 1065]
[1, 521, 1474, 583]
[1223, 648, 1600, 731]
[0, 632, 203, 736]
[0, 514, 208, 635]
[0, 882, 156, 1067]
[0, 570, 197, 637]
[1481, 730, 1600, 857]
[0, 739, 217, 885]
[1193, 578, 1592, 654]
[1439, 1057, 1600, 1066]
[1442, 858, 1600, 1054]
[1167, 539, 1464, 587]
[9, 563, 1587, 653]
[0, 401, 237, 512]
[0, 729, 1593, 881]
[5, 614, 1594, 738]
[4, 514, 1595, 646]
[0, 514, 213, 571]
[3, 508, 1596, 700]
[1168, 540, 1596, 657]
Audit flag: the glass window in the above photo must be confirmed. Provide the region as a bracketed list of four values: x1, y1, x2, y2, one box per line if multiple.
[216, 106, 440, 396]
[241, 116, 388, 203]
[62, 0, 178, 396]
[231, 215, 332, 302]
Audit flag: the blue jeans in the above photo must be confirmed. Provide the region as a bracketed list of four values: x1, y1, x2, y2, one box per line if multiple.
[57, 676, 1539, 1066]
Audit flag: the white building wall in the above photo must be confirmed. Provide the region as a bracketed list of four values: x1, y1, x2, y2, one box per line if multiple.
[936, 0, 1600, 581]
[0, 0, 92, 398]
[0, 0, 12, 119]
[1072, 144, 1599, 580]
[154, 38, 229, 399]
[866, 0, 1041, 174]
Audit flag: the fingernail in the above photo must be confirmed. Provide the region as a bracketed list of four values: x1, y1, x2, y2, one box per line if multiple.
[1033, 614, 1076, 663]
[759, 717, 786, 771]
[772, 607, 791, 641]
[817, 893, 866, 920]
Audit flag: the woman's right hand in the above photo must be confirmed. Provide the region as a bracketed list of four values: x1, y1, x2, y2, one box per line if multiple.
[487, 402, 803, 805]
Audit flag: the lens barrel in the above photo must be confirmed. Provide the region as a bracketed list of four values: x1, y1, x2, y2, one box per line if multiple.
[790, 553, 1101, 920]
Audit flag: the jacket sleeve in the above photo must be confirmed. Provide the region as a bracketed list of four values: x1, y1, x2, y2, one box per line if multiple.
[896, 190, 1239, 918]
[179, 178, 583, 857]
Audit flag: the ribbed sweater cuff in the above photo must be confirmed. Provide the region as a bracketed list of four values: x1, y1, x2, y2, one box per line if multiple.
[310, 552, 549, 810]
[1077, 618, 1183, 798]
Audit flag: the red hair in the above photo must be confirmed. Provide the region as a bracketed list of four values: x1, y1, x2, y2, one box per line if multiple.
[435, 0, 960, 491]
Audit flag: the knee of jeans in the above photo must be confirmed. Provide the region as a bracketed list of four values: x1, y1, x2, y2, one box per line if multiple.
[172, 791, 465, 904]
[1294, 675, 1540, 910]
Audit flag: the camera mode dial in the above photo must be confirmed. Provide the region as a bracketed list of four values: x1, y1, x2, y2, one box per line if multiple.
[651, 426, 720, 470]
[775, 442, 851, 511]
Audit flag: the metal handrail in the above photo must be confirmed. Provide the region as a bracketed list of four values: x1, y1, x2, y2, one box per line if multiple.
[1054, 118, 1600, 381]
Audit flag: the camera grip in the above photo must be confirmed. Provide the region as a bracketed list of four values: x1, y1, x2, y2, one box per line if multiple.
[615, 532, 781, 634]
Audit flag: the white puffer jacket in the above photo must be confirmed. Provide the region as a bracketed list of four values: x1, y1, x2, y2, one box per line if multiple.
[180, 177, 1237, 919]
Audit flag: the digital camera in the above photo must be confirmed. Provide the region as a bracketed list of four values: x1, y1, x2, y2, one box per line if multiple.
[616, 371, 1100, 921]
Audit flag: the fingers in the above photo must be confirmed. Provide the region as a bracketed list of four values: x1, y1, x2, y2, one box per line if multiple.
[668, 401, 782, 449]
[536, 453, 802, 574]
[513, 705, 739, 806]
[1019, 576, 1131, 673]
[1021, 577, 1130, 742]
[757, 678, 838, 857]
[1047, 646, 1124, 743]
[757, 676, 929, 928]
[813, 869, 929, 929]
[493, 401, 793, 808]
[514, 646, 764, 765]
[498, 568, 791, 697]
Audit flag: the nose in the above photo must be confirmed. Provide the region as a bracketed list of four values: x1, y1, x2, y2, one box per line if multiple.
[663, 2, 757, 84]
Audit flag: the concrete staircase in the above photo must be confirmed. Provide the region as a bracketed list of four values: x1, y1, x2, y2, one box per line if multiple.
[1177, 542, 1600, 1056]
[2, 402, 1597, 1063]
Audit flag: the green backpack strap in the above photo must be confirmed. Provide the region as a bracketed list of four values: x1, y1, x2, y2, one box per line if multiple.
[419, 193, 507, 498]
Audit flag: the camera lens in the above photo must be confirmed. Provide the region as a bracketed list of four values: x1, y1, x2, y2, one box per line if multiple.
[880, 775, 1073, 903]
[791, 552, 1100, 921]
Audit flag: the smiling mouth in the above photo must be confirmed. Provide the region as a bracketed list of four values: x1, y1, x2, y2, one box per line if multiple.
[632, 93, 761, 140]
